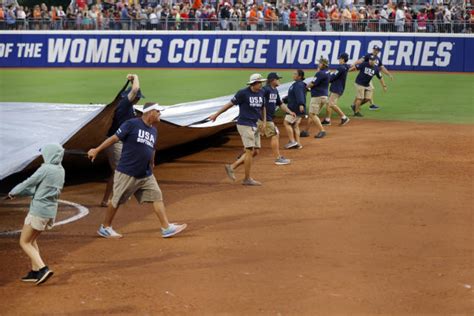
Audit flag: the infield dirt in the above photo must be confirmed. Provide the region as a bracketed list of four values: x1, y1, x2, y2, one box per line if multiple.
[0, 119, 473, 314]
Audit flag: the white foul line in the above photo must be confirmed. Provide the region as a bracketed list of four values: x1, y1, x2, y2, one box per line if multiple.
[0, 199, 89, 236]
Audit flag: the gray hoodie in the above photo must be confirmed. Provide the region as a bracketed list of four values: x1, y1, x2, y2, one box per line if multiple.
[9, 144, 65, 219]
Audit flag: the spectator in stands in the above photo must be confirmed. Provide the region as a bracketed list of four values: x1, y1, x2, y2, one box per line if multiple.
[395, 3, 405, 32]
[281, 6, 290, 30]
[405, 7, 413, 32]
[417, 8, 428, 32]
[444, 5, 452, 33]
[330, 5, 341, 31]
[341, 5, 351, 31]
[289, 7, 297, 30]
[5, 5, 15, 30]
[17, 6, 26, 30]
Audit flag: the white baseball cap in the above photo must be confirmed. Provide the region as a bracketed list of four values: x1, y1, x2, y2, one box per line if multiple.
[143, 102, 166, 113]
[247, 73, 267, 85]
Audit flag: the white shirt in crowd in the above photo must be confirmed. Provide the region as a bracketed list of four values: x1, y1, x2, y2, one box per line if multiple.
[395, 8, 405, 25]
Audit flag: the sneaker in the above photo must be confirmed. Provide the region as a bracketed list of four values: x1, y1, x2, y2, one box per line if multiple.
[161, 223, 187, 238]
[369, 104, 380, 111]
[354, 112, 364, 117]
[275, 157, 290, 165]
[315, 131, 327, 139]
[284, 141, 299, 149]
[21, 270, 38, 282]
[350, 104, 356, 114]
[35, 266, 53, 285]
[224, 164, 236, 181]
[242, 178, 262, 186]
[97, 225, 123, 239]
[340, 117, 350, 126]
[299, 130, 310, 137]
[321, 119, 331, 126]
[296, 143, 303, 149]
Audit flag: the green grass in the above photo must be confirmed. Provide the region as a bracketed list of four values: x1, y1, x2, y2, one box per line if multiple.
[0, 69, 473, 124]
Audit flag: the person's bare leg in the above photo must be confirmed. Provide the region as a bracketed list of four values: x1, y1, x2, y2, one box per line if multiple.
[243, 148, 254, 180]
[294, 122, 301, 144]
[31, 239, 41, 270]
[19, 225, 45, 270]
[301, 116, 312, 133]
[231, 151, 246, 170]
[330, 103, 346, 117]
[309, 113, 324, 133]
[284, 120, 295, 143]
[325, 103, 333, 120]
[152, 201, 170, 229]
[103, 204, 120, 227]
[271, 135, 281, 159]
[101, 175, 114, 206]
[354, 99, 363, 112]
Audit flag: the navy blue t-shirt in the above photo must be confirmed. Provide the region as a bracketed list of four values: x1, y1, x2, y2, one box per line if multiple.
[355, 62, 382, 87]
[231, 87, 265, 127]
[107, 96, 136, 136]
[287, 80, 307, 116]
[363, 53, 383, 68]
[115, 118, 157, 178]
[262, 85, 282, 121]
[329, 64, 350, 95]
[310, 70, 330, 97]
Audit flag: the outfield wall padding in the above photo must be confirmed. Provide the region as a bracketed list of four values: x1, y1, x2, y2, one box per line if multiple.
[0, 31, 472, 72]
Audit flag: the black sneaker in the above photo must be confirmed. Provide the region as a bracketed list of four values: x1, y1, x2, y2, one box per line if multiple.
[340, 117, 350, 126]
[315, 131, 327, 139]
[369, 104, 380, 111]
[300, 130, 310, 137]
[321, 119, 331, 126]
[35, 266, 54, 285]
[21, 270, 39, 282]
[350, 104, 356, 114]
[354, 112, 364, 117]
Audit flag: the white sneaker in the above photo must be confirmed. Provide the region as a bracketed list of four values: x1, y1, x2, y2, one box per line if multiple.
[161, 223, 187, 238]
[284, 141, 298, 149]
[97, 225, 123, 239]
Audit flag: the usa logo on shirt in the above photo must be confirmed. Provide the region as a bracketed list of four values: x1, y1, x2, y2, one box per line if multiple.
[137, 129, 155, 148]
[249, 96, 263, 108]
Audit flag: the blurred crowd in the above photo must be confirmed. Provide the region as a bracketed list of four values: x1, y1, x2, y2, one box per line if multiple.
[0, 0, 473, 33]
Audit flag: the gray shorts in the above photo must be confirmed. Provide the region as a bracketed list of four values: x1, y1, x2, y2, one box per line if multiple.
[111, 171, 163, 208]
[25, 214, 54, 231]
[237, 124, 261, 149]
[105, 141, 123, 170]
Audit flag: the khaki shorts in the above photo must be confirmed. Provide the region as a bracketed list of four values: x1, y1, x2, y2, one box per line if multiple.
[355, 83, 373, 100]
[237, 124, 261, 149]
[105, 141, 123, 170]
[25, 214, 54, 231]
[257, 120, 279, 138]
[284, 115, 302, 125]
[111, 171, 163, 208]
[309, 96, 328, 115]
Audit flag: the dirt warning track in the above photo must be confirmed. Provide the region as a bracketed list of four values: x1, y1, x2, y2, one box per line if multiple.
[0, 119, 473, 314]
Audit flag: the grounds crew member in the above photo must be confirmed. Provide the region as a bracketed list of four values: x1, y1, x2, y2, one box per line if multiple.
[100, 74, 144, 207]
[88, 102, 187, 239]
[209, 73, 267, 186]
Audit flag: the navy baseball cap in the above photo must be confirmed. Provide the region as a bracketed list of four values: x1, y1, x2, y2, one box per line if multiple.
[121, 87, 145, 99]
[373, 45, 381, 51]
[267, 72, 282, 81]
[338, 52, 349, 62]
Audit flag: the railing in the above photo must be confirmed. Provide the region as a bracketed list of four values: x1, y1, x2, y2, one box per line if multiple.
[1, 18, 472, 33]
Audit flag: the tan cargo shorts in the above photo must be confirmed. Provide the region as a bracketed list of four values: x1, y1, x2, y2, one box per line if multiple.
[237, 124, 261, 149]
[355, 83, 373, 100]
[257, 120, 279, 138]
[309, 96, 328, 115]
[111, 171, 163, 208]
[25, 214, 54, 231]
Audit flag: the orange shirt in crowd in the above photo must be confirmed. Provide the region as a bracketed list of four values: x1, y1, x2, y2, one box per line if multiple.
[0, 8, 4, 20]
[33, 8, 41, 19]
[248, 9, 258, 25]
[192, 0, 202, 9]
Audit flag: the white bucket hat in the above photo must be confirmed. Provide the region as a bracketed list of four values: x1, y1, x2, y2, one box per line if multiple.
[247, 73, 267, 85]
